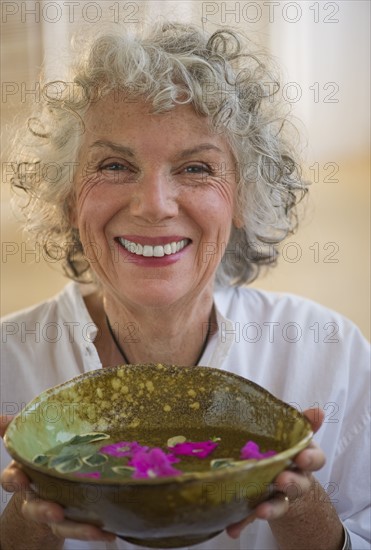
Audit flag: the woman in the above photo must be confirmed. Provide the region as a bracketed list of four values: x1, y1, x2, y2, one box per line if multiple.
[1, 22, 369, 550]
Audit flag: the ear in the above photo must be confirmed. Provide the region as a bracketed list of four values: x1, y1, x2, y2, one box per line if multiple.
[66, 192, 78, 228]
[232, 215, 244, 229]
[232, 202, 244, 229]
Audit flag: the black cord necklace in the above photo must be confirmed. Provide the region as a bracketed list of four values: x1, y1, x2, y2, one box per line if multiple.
[105, 314, 131, 364]
[105, 314, 211, 365]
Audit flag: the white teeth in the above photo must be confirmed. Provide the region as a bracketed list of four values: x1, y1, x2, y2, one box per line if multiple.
[153, 246, 164, 257]
[119, 238, 188, 257]
[143, 245, 153, 257]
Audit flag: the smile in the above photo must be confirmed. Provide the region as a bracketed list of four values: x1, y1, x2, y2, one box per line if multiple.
[118, 238, 190, 257]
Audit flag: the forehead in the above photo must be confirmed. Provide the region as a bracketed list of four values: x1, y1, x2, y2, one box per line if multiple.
[82, 94, 232, 155]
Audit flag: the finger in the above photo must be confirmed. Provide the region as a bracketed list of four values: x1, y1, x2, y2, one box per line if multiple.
[22, 492, 116, 542]
[226, 511, 257, 539]
[227, 492, 290, 539]
[48, 520, 117, 543]
[0, 415, 14, 438]
[293, 440, 326, 471]
[22, 491, 65, 524]
[273, 470, 313, 502]
[303, 408, 324, 433]
[1, 461, 31, 492]
[253, 492, 290, 521]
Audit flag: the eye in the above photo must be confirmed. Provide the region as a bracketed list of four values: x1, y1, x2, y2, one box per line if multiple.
[184, 164, 212, 175]
[101, 162, 128, 171]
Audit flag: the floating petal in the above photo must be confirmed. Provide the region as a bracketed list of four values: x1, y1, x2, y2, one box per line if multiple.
[129, 448, 182, 479]
[240, 441, 277, 460]
[99, 441, 149, 458]
[171, 440, 219, 459]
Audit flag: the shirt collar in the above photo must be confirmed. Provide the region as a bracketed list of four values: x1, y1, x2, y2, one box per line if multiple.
[57, 281, 99, 346]
[205, 290, 235, 368]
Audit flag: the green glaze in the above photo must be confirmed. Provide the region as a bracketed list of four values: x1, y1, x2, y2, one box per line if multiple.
[4, 364, 312, 548]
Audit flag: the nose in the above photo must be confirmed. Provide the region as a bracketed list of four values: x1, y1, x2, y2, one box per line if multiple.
[129, 171, 179, 223]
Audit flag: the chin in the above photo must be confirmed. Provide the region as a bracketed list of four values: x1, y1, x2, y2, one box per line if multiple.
[116, 283, 188, 310]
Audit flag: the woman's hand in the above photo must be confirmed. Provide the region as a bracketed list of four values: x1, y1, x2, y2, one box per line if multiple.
[226, 409, 344, 550]
[0, 416, 116, 548]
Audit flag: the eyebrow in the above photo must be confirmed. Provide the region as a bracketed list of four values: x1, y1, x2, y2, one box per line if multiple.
[88, 140, 135, 157]
[173, 144, 224, 159]
[88, 140, 223, 159]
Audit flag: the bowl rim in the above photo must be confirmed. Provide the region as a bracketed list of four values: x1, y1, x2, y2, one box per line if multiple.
[4, 363, 313, 486]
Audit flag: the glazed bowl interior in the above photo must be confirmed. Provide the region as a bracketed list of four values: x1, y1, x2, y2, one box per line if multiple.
[4, 364, 312, 548]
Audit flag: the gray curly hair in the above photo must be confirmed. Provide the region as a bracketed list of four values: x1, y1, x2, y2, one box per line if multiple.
[9, 21, 307, 286]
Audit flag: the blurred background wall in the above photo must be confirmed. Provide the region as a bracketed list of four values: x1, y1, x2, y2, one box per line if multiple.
[1, 0, 370, 339]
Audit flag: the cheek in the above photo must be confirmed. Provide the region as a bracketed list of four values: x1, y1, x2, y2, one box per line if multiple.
[195, 183, 235, 231]
[75, 180, 119, 268]
[75, 178, 114, 232]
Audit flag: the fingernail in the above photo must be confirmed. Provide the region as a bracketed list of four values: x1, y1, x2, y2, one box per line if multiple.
[227, 529, 240, 539]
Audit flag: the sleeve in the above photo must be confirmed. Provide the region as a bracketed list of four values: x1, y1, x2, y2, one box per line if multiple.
[0, 442, 14, 514]
[334, 422, 371, 548]
[331, 325, 371, 548]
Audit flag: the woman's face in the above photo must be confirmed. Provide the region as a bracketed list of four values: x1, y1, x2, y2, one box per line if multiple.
[73, 94, 239, 310]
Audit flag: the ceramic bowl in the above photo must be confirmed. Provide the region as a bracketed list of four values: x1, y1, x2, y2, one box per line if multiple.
[4, 364, 312, 548]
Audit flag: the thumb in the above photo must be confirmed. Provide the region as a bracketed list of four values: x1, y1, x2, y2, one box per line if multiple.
[303, 407, 324, 434]
[0, 415, 14, 438]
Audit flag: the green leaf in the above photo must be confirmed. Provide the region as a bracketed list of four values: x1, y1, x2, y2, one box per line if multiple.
[210, 458, 234, 470]
[53, 457, 83, 474]
[32, 454, 49, 466]
[68, 433, 110, 445]
[167, 435, 186, 447]
[72, 443, 101, 457]
[82, 453, 108, 467]
[49, 454, 78, 468]
[111, 465, 135, 477]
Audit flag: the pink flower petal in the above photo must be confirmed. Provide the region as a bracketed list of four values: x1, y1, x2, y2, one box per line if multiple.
[171, 440, 219, 459]
[240, 441, 277, 460]
[129, 448, 182, 479]
[99, 441, 148, 458]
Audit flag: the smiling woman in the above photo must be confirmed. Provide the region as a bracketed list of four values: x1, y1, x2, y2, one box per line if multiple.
[72, 98, 238, 336]
[1, 20, 370, 550]
[7, 23, 304, 288]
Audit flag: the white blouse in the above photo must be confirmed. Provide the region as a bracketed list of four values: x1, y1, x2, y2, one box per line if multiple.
[1, 282, 370, 549]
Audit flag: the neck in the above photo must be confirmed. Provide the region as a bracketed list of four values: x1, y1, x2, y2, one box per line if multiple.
[105, 312, 212, 366]
[84, 289, 217, 367]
